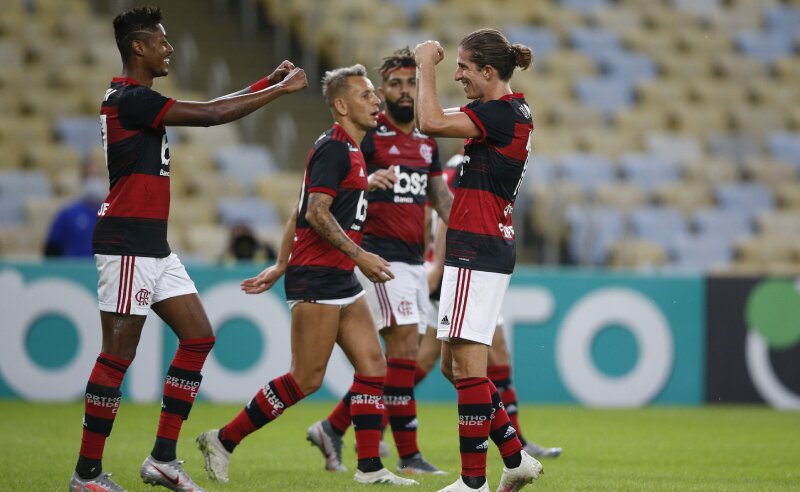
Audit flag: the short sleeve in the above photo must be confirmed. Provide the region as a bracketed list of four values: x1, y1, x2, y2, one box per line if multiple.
[361, 129, 376, 162]
[307, 140, 351, 197]
[462, 100, 515, 147]
[118, 86, 176, 130]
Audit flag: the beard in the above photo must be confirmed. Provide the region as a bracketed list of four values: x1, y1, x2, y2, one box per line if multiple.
[385, 98, 415, 123]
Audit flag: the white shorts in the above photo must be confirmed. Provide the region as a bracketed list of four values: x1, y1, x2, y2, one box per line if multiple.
[437, 266, 510, 345]
[359, 262, 429, 334]
[428, 300, 502, 330]
[96, 253, 198, 316]
[286, 290, 365, 311]
[427, 299, 440, 330]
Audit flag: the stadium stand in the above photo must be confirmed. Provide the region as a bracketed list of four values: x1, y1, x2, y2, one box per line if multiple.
[2, 0, 799, 274]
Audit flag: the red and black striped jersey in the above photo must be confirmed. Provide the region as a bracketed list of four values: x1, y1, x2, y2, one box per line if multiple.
[445, 93, 532, 274]
[93, 78, 176, 257]
[285, 124, 369, 301]
[361, 113, 442, 265]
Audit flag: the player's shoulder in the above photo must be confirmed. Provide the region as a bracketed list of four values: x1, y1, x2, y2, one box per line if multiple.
[314, 127, 358, 155]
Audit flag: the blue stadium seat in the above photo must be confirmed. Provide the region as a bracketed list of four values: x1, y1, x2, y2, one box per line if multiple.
[669, 232, 734, 273]
[568, 27, 622, 62]
[526, 155, 557, 190]
[735, 30, 795, 64]
[56, 117, 99, 157]
[619, 153, 680, 193]
[387, 0, 428, 21]
[0, 170, 52, 199]
[767, 132, 800, 168]
[574, 77, 635, 117]
[0, 196, 24, 226]
[566, 205, 625, 265]
[763, 6, 800, 38]
[714, 183, 775, 218]
[217, 198, 280, 229]
[708, 134, 761, 164]
[560, 153, 615, 192]
[692, 207, 753, 241]
[505, 26, 560, 61]
[214, 145, 277, 191]
[645, 133, 702, 163]
[597, 52, 657, 84]
[559, 0, 611, 15]
[629, 206, 688, 249]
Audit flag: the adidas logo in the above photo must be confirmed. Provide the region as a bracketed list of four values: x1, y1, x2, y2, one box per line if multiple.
[475, 440, 489, 450]
[506, 404, 517, 413]
[504, 426, 516, 439]
[440, 315, 450, 326]
[389, 145, 400, 155]
[359, 168, 365, 177]
[406, 418, 418, 430]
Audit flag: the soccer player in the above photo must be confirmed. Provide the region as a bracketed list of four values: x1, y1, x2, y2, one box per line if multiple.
[68, 6, 307, 492]
[414, 29, 542, 491]
[420, 155, 562, 461]
[196, 64, 418, 487]
[307, 47, 452, 476]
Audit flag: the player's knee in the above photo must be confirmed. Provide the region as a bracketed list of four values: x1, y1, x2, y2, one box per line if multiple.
[292, 368, 325, 395]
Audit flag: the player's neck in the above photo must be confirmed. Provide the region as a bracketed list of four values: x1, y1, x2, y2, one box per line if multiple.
[121, 66, 155, 88]
[479, 81, 514, 103]
[335, 119, 366, 145]
[385, 114, 414, 134]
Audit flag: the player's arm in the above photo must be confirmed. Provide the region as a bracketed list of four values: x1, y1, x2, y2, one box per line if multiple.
[210, 60, 296, 101]
[240, 202, 298, 294]
[162, 66, 307, 127]
[427, 217, 448, 293]
[427, 174, 452, 224]
[305, 192, 394, 283]
[414, 41, 482, 139]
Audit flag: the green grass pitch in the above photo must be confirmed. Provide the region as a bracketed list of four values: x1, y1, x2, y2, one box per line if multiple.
[2, 401, 798, 491]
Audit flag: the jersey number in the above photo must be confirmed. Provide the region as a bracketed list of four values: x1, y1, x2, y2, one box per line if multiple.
[355, 190, 368, 222]
[512, 130, 532, 198]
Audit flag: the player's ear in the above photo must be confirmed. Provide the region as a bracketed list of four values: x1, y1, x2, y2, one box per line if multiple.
[131, 38, 146, 58]
[377, 87, 386, 102]
[333, 97, 348, 117]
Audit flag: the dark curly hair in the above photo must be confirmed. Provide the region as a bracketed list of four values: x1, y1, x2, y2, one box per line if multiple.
[113, 5, 163, 62]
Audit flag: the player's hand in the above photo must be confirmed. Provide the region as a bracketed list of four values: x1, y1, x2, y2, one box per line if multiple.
[240, 264, 286, 294]
[356, 251, 394, 283]
[414, 40, 445, 66]
[267, 60, 296, 85]
[368, 165, 399, 191]
[278, 67, 308, 93]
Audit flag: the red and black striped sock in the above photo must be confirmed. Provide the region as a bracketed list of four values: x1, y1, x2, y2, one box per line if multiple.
[456, 377, 492, 483]
[75, 353, 131, 479]
[414, 366, 429, 385]
[350, 374, 385, 472]
[327, 393, 352, 435]
[151, 337, 215, 462]
[219, 373, 304, 451]
[488, 380, 523, 468]
[385, 358, 420, 459]
[488, 364, 527, 445]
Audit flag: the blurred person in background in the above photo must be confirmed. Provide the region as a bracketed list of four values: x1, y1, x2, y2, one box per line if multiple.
[43, 157, 106, 258]
[196, 64, 417, 487]
[219, 223, 277, 264]
[415, 28, 541, 492]
[69, 5, 307, 492]
[307, 46, 452, 477]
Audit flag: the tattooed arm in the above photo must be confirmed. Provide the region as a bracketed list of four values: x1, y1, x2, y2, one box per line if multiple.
[427, 174, 453, 224]
[306, 192, 394, 283]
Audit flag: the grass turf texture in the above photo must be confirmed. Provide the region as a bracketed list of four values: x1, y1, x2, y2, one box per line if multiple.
[1, 401, 798, 491]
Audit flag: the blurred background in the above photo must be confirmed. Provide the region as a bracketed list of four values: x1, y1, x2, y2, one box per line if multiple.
[2, 0, 799, 271]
